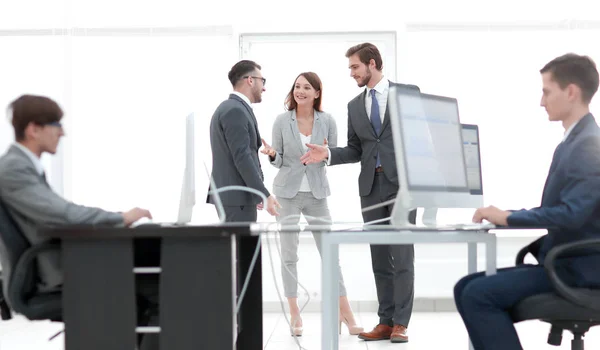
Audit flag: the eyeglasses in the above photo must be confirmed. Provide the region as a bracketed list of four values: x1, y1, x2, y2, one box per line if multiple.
[243, 76, 266, 86]
[45, 121, 63, 128]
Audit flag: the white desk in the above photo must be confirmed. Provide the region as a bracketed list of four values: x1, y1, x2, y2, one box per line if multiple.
[319, 228, 497, 350]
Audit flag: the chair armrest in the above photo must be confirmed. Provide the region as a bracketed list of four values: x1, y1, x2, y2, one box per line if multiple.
[7, 241, 60, 312]
[544, 238, 600, 312]
[515, 236, 544, 265]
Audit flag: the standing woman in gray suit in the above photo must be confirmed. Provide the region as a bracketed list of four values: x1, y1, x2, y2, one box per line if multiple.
[261, 72, 363, 336]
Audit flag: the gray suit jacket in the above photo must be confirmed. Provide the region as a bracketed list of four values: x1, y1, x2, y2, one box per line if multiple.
[329, 81, 420, 197]
[207, 94, 270, 206]
[0, 145, 124, 290]
[270, 110, 337, 199]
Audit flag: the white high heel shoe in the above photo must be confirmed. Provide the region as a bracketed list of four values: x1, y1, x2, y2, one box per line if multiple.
[339, 314, 364, 335]
[290, 316, 303, 337]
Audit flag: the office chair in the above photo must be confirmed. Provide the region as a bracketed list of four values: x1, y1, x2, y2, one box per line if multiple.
[0, 198, 62, 322]
[511, 237, 600, 350]
[0, 197, 158, 347]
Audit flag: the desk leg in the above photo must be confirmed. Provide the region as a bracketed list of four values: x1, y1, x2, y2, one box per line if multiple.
[467, 242, 477, 350]
[236, 235, 263, 350]
[485, 235, 497, 275]
[160, 236, 235, 350]
[62, 239, 136, 350]
[321, 235, 339, 350]
[467, 242, 477, 275]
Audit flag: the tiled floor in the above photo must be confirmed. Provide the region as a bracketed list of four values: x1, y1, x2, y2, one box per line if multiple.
[2, 311, 600, 349]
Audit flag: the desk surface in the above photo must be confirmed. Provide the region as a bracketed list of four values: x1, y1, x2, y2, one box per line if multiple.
[40, 223, 254, 239]
[39, 222, 547, 239]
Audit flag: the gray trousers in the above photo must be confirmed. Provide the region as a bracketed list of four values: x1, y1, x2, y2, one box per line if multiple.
[361, 172, 415, 327]
[277, 192, 347, 298]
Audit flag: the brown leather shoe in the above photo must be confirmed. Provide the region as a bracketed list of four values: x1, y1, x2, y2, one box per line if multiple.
[357, 324, 393, 341]
[390, 324, 409, 343]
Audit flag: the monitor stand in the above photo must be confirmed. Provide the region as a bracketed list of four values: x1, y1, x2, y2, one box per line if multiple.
[390, 205, 418, 228]
[422, 207, 439, 226]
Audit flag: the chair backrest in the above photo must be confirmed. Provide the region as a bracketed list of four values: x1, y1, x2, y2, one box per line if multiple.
[0, 198, 35, 303]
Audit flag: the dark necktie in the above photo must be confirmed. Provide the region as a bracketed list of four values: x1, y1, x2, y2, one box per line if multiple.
[370, 89, 382, 168]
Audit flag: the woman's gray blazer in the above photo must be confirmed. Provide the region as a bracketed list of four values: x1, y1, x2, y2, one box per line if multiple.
[270, 109, 337, 199]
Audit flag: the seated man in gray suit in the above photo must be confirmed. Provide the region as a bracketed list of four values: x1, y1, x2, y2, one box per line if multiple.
[0, 94, 157, 349]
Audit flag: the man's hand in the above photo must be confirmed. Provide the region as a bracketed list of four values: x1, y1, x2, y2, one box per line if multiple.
[260, 138, 276, 159]
[257, 202, 264, 210]
[123, 207, 153, 226]
[472, 205, 510, 226]
[300, 138, 329, 165]
[266, 195, 282, 216]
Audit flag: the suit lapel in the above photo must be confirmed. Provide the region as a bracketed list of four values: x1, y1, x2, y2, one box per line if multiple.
[380, 83, 394, 134]
[9, 145, 48, 187]
[540, 114, 595, 203]
[289, 110, 305, 154]
[229, 94, 261, 148]
[312, 111, 322, 145]
[357, 90, 376, 137]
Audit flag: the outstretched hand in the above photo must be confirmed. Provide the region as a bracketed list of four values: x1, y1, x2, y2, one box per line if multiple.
[300, 138, 329, 165]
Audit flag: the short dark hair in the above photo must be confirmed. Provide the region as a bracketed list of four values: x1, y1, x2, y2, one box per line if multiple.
[9, 94, 63, 141]
[285, 72, 323, 112]
[540, 53, 599, 103]
[345, 43, 383, 71]
[228, 60, 262, 87]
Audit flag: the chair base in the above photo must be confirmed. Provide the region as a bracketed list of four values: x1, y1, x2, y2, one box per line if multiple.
[543, 321, 594, 350]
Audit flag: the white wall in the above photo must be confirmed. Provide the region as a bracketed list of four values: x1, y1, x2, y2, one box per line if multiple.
[2, 0, 599, 307]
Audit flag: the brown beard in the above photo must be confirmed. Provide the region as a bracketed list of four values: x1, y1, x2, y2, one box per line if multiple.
[357, 67, 372, 88]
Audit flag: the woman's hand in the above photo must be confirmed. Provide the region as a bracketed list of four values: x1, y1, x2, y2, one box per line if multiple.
[261, 138, 276, 158]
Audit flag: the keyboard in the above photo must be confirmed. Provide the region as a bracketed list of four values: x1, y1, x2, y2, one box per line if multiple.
[130, 218, 178, 228]
[436, 222, 496, 230]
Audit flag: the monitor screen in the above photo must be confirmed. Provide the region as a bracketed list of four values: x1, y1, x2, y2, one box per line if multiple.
[394, 91, 469, 192]
[461, 124, 483, 195]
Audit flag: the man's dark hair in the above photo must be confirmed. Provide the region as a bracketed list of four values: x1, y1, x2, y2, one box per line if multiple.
[540, 53, 599, 103]
[345, 43, 383, 71]
[9, 94, 63, 141]
[228, 60, 262, 87]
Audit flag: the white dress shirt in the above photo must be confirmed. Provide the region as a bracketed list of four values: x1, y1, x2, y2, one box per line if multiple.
[13, 142, 44, 175]
[298, 133, 312, 192]
[232, 91, 252, 108]
[562, 118, 581, 142]
[365, 77, 389, 123]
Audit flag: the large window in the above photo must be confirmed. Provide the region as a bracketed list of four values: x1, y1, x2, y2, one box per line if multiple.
[0, 36, 66, 193]
[69, 32, 234, 220]
[401, 28, 600, 214]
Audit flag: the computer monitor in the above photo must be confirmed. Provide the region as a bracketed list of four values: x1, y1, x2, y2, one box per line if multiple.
[461, 123, 484, 199]
[176, 113, 196, 224]
[388, 86, 473, 226]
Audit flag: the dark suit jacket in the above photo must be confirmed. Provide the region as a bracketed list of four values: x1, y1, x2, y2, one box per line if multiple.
[508, 114, 600, 285]
[329, 81, 420, 197]
[207, 94, 270, 206]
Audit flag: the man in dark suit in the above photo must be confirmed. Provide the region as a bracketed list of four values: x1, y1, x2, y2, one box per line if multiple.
[454, 53, 600, 350]
[208, 60, 280, 222]
[301, 43, 420, 343]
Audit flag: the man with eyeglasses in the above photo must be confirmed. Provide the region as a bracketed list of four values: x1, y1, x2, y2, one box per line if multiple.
[0, 94, 159, 349]
[207, 60, 280, 349]
[207, 59, 280, 220]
